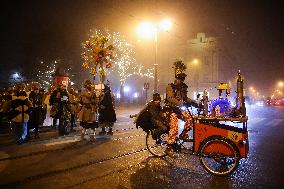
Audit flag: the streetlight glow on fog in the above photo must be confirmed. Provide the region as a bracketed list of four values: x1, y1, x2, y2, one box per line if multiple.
[137, 22, 156, 38]
[137, 19, 172, 39]
[123, 86, 130, 92]
[159, 19, 172, 31]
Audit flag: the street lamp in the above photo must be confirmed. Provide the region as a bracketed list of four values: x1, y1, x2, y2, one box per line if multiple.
[193, 59, 199, 65]
[137, 19, 172, 93]
[188, 59, 200, 92]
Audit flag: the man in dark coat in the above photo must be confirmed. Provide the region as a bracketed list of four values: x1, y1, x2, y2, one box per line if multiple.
[49, 83, 69, 135]
[98, 85, 116, 135]
[28, 83, 43, 139]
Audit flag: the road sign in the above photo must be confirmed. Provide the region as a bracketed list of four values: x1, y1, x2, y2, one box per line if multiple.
[144, 83, 149, 90]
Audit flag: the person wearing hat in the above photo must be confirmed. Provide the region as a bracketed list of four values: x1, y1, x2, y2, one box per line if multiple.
[27, 83, 43, 139]
[78, 80, 98, 141]
[164, 60, 197, 158]
[49, 82, 69, 135]
[98, 84, 116, 135]
[148, 93, 168, 137]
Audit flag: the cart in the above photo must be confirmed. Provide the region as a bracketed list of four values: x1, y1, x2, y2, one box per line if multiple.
[143, 111, 249, 176]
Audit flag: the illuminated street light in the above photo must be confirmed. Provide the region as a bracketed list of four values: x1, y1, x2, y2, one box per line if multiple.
[137, 22, 155, 39]
[116, 93, 121, 99]
[134, 92, 139, 98]
[137, 19, 172, 93]
[123, 86, 130, 92]
[13, 72, 20, 78]
[10, 72, 24, 83]
[189, 59, 201, 92]
[193, 59, 199, 65]
[159, 19, 172, 31]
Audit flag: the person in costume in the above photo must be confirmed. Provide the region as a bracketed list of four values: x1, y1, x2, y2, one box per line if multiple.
[68, 87, 79, 131]
[78, 80, 98, 142]
[28, 82, 44, 139]
[49, 82, 69, 136]
[8, 83, 32, 144]
[164, 60, 198, 157]
[98, 84, 116, 135]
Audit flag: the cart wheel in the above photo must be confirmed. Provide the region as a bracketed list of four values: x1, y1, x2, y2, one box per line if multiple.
[198, 136, 240, 176]
[146, 130, 168, 157]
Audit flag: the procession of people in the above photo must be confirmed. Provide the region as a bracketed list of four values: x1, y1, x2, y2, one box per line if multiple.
[0, 79, 116, 145]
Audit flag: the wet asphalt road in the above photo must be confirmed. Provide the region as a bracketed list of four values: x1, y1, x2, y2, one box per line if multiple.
[0, 105, 284, 189]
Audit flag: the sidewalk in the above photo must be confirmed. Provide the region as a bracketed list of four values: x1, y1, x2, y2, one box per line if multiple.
[0, 105, 143, 147]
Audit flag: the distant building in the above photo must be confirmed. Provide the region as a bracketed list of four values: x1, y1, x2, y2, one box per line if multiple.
[186, 33, 235, 99]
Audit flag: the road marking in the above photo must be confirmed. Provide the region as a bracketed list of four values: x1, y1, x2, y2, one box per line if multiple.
[45, 138, 80, 146]
[248, 118, 266, 125]
[112, 133, 146, 141]
[270, 119, 284, 127]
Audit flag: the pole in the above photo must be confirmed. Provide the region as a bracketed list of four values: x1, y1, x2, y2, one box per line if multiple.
[154, 30, 158, 93]
[145, 88, 148, 103]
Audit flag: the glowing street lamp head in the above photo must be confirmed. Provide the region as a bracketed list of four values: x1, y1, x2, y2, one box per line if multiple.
[193, 59, 198, 64]
[137, 22, 156, 38]
[123, 86, 130, 92]
[13, 72, 20, 78]
[278, 81, 284, 87]
[159, 19, 172, 31]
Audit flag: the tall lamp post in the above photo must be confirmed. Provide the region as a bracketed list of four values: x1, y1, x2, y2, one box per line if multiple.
[191, 59, 199, 93]
[137, 19, 172, 93]
[154, 30, 158, 93]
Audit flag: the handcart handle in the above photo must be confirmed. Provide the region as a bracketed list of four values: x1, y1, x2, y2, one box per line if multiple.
[130, 114, 137, 118]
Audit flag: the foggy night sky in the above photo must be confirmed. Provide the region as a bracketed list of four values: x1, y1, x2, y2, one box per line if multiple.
[0, 0, 283, 94]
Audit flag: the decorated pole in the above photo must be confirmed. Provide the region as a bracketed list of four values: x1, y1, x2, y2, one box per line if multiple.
[81, 34, 114, 84]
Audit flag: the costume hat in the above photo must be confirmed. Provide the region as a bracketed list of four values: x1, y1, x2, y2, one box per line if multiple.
[173, 60, 187, 81]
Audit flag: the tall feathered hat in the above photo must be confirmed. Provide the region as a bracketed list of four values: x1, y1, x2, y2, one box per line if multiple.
[83, 79, 93, 88]
[173, 60, 187, 81]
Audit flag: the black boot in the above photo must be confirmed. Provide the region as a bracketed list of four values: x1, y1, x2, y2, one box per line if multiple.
[107, 128, 113, 135]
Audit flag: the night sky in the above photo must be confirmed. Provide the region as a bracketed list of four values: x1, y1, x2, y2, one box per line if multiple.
[1, 0, 283, 94]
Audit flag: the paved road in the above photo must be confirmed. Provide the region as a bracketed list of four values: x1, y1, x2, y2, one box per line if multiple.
[0, 105, 284, 189]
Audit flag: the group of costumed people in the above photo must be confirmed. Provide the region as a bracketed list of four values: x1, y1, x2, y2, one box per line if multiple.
[136, 60, 198, 158]
[0, 78, 116, 144]
[49, 79, 117, 141]
[76, 80, 117, 141]
[0, 82, 47, 144]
